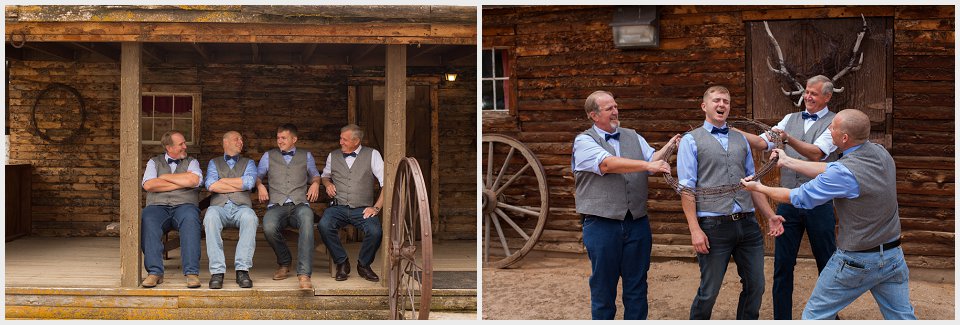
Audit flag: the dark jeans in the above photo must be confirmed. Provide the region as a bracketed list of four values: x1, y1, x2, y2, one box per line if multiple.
[582, 212, 652, 320]
[141, 204, 201, 276]
[318, 205, 383, 267]
[690, 214, 765, 320]
[262, 203, 315, 276]
[773, 202, 837, 320]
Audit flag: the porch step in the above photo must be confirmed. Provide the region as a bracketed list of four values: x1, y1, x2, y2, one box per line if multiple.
[5, 287, 476, 320]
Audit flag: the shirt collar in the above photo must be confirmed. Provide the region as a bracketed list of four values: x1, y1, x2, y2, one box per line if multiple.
[842, 143, 865, 157]
[593, 124, 619, 137]
[702, 121, 728, 132]
[806, 107, 829, 118]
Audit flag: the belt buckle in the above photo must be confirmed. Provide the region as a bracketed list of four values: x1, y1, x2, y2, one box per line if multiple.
[730, 213, 745, 221]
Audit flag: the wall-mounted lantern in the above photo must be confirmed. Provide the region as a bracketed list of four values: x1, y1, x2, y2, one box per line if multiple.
[611, 6, 659, 49]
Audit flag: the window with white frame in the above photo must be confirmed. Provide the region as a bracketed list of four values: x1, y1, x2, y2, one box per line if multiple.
[482, 48, 512, 111]
[140, 93, 200, 145]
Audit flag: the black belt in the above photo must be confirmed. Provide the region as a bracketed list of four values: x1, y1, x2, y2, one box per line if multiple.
[702, 211, 754, 222]
[854, 238, 901, 253]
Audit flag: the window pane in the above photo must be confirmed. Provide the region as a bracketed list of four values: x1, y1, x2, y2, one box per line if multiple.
[173, 96, 192, 118]
[495, 80, 506, 110]
[154, 96, 173, 116]
[494, 49, 505, 78]
[173, 118, 192, 143]
[482, 80, 494, 110]
[140, 118, 154, 141]
[482, 49, 493, 79]
[141, 95, 154, 117]
[154, 118, 172, 140]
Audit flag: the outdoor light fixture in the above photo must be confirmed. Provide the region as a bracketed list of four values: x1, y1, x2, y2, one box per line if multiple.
[611, 5, 659, 49]
[444, 72, 458, 82]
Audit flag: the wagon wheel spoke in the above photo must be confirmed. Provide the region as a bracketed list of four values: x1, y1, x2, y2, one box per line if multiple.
[490, 209, 512, 257]
[483, 213, 492, 263]
[485, 141, 494, 188]
[494, 163, 531, 196]
[494, 208, 530, 241]
[491, 147, 516, 191]
[496, 202, 541, 217]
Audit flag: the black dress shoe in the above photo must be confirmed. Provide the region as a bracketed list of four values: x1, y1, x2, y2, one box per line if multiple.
[236, 270, 253, 288]
[335, 258, 350, 281]
[357, 263, 380, 282]
[209, 273, 224, 289]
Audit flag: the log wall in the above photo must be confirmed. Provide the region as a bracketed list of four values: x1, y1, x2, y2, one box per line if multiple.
[482, 5, 954, 267]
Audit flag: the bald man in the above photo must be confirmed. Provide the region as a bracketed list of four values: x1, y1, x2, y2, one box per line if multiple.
[203, 131, 259, 289]
[741, 109, 916, 319]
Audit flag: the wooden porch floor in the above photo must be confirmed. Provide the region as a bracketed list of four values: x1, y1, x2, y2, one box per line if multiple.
[5, 236, 476, 291]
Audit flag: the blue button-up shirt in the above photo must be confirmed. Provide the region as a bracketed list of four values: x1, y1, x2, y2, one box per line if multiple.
[759, 107, 837, 160]
[572, 125, 656, 176]
[205, 155, 257, 205]
[141, 153, 203, 187]
[789, 144, 862, 208]
[256, 147, 321, 207]
[677, 121, 756, 217]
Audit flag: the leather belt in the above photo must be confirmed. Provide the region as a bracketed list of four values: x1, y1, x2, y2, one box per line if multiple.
[854, 238, 901, 253]
[702, 211, 754, 222]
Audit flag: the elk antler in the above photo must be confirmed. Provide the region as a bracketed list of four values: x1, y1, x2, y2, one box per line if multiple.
[763, 21, 805, 107]
[831, 14, 868, 93]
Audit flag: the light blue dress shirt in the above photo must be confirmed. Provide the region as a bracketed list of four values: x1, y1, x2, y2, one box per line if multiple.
[572, 125, 655, 176]
[256, 147, 321, 207]
[789, 144, 862, 209]
[141, 153, 203, 187]
[677, 121, 756, 217]
[204, 156, 258, 203]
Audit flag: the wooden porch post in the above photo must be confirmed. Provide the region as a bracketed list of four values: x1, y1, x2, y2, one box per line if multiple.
[119, 42, 142, 287]
[380, 44, 407, 287]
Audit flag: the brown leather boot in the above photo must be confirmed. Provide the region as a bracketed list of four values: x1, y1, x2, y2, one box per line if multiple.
[185, 274, 201, 288]
[273, 264, 290, 280]
[142, 274, 164, 288]
[298, 274, 313, 289]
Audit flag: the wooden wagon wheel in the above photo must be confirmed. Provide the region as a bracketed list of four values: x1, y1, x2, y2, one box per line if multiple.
[482, 134, 549, 268]
[388, 157, 434, 320]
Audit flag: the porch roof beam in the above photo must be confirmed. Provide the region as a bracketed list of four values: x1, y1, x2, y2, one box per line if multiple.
[23, 42, 74, 61]
[69, 42, 119, 61]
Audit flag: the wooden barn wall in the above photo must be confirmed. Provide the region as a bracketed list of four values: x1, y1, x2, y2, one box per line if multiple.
[481, 5, 954, 267]
[7, 60, 476, 241]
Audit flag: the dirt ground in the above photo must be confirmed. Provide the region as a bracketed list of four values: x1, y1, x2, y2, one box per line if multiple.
[482, 253, 955, 320]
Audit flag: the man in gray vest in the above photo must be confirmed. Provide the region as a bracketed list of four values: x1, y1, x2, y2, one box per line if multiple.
[318, 124, 385, 282]
[677, 86, 784, 319]
[572, 90, 679, 319]
[741, 109, 915, 319]
[140, 130, 203, 288]
[740, 75, 839, 319]
[256, 123, 322, 289]
[203, 131, 258, 289]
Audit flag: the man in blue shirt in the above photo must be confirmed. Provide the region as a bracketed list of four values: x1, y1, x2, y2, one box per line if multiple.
[741, 109, 916, 319]
[572, 90, 680, 319]
[678, 86, 784, 319]
[203, 131, 258, 289]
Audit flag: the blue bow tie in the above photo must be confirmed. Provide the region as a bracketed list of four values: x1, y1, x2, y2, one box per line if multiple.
[838, 152, 844, 159]
[166, 158, 182, 165]
[281, 150, 295, 156]
[710, 127, 729, 135]
[224, 155, 239, 162]
[801, 112, 819, 121]
[604, 132, 620, 141]
[343, 152, 358, 158]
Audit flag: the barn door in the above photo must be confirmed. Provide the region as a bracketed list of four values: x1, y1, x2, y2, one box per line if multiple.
[748, 17, 893, 147]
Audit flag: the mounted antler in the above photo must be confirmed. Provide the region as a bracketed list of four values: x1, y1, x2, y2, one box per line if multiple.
[763, 14, 869, 107]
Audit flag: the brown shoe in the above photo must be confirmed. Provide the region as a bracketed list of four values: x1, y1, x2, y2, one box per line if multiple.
[142, 274, 164, 288]
[298, 274, 313, 289]
[273, 265, 291, 280]
[185, 274, 201, 288]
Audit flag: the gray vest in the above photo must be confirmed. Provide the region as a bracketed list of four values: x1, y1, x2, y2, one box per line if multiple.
[145, 155, 200, 206]
[690, 127, 754, 214]
[330, 147, 379, 208]
[266, 148, 311, 205]
[210, 156, 253, 207]
[833, 142, 902, 251]
[781, 110, 839, 188]
[574, 127, 649, 220]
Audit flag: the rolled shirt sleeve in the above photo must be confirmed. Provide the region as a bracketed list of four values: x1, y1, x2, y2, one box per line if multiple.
[187, 159, 203, 188]
[572, 134, 613, 176]
[241, 159, 257, 191]
[141, 159, 158, 187]
[789, 162, 860, 209]
[305, 152, 321, 179]
[676, 133, 698, 189]
[204, 159, 220, 190]
[257, 152, 270, 180]
[371, 149, 385, 187]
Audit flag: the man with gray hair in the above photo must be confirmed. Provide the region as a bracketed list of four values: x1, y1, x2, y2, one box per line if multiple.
[319, 124, 385, 282]
[740, 74, 840, 319]
[572, 90, 679, 319]
[140, 130, 203, 288]
[741, 109, 915, 319]
[203, 131, 258, 289]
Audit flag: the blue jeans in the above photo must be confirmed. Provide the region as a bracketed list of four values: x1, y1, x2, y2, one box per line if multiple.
[141, 204, 201, 276]
[773, 202, 837, 319]
[581, 212, 652, 320]
[204, 202, 259, 274]
[262, 203, 315, 276]
[318, 205, 383, 267]
[802, 246, 916, 319]
[690, 215, 765, 320]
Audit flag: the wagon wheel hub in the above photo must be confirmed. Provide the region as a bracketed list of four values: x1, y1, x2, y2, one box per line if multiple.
[482, 189, 498, 214]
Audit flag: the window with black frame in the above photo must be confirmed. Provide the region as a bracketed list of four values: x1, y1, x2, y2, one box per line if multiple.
[481, 48, 512, 111]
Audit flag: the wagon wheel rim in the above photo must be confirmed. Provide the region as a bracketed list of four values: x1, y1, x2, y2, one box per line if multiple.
[388, 157, 433, 320]
[481, 134, 549, 268]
